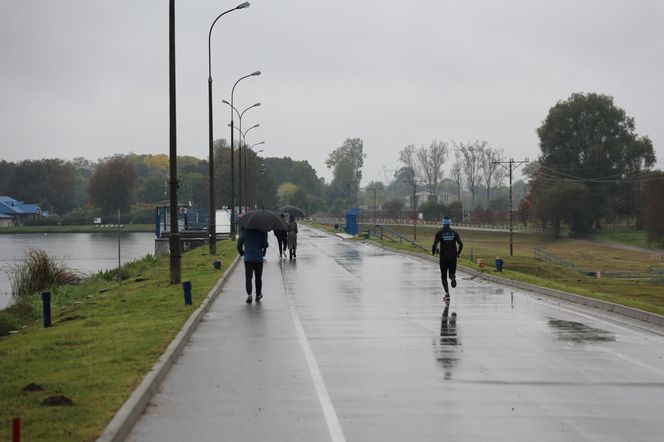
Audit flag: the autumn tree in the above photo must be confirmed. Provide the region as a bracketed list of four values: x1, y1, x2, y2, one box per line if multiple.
[535, 92, 656, 231]
[325, 138, 365, 213]
[89, 156, 138, 215]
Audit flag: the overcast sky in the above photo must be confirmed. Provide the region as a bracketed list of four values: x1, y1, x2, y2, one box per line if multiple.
[1, 0, 663, 185]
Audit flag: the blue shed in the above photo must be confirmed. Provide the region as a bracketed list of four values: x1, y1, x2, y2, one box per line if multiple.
[345, 208, 363, 235]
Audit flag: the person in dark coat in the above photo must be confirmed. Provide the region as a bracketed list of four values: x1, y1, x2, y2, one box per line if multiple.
[287, 215, 298, 260]
[237, 228, 268, 304]
[273, 214, 288, 257]
[431, 216, 463, 305]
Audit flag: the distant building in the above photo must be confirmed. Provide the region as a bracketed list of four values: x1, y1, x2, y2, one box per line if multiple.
[404, 190, 459, 208]
[0, 196, 43, 224]
[0, 214, 13, 227]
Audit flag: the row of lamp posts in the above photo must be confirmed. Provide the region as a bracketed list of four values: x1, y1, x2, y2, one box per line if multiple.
[207, 2, 264, 255]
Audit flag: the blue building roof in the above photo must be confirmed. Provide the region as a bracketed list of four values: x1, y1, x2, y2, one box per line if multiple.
[0, 196, 42, 216]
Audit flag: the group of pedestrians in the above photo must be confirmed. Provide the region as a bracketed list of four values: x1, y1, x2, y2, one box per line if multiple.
[237, 214, 298, 304]
[273, 215, 298, 260]
[237, 213, 463, 307]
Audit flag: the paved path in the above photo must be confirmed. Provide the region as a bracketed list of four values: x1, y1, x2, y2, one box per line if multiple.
[129, 226, 664, 442]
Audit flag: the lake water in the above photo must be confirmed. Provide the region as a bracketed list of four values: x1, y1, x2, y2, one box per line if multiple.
[0, 232, 155, 309]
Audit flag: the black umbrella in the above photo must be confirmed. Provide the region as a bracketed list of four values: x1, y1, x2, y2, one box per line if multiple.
[238, 210, 288, 232]
[279, 205, 305, 218]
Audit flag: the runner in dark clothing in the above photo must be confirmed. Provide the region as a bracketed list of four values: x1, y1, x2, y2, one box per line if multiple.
[432, 216, 463, 304]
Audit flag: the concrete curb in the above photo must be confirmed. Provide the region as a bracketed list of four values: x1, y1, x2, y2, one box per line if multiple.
[97, 255, 241, 442]
[358, 238, 664, 329]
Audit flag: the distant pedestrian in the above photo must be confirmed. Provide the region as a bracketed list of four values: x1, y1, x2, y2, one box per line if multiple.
[274, 214, 288, 257]
[287, 215, 298, 259]
[432, 216, 463, 304]
[237, 228, 268, 304]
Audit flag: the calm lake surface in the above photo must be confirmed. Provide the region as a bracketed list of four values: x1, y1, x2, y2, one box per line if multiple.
[0, 232, 155, 309]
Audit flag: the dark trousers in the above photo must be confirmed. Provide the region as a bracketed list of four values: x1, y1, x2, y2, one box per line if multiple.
[244, 261, 263, 295]
[439, 255, 457, 293]
[277, 237, 287, 256]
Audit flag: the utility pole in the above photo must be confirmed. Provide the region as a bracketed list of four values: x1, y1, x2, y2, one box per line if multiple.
[372, 186, 377, 224]
[493, 157, 529, 256]
[168, 0, 181, 283]
[400, 179, 422, 242]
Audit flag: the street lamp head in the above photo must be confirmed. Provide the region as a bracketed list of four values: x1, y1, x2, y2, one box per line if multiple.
[251, 70, 261, 76]
[253, 102, 261, 107]
[222, 99, 230, 105]
[236, 2, 250, 9]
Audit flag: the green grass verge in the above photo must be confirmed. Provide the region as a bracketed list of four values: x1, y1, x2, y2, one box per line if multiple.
[0, 224, 154, 234]
[310, 222, 664, 316]
[0, 242, 237, 441]
[590, 228, 656, 250]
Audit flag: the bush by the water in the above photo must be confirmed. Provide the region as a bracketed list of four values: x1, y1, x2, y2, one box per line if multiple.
[9, 249, 81, 299]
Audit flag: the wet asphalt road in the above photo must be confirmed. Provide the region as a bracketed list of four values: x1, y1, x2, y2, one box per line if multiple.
[129, 226, 664, 442]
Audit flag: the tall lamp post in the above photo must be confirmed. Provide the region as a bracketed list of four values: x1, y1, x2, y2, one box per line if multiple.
[207, 1, 250, 255]
[168, 0, 180, 283]
[246, 141, 264, 208]
[229, 122, 260, 212]
[247, 143, 265, 209]
[241, 125, 260, 204]
[223, 100, 260, 213]
[230, 70, 260, 237]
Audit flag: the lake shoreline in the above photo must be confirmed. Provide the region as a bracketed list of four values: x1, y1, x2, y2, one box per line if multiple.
[0, 224, 154, 234]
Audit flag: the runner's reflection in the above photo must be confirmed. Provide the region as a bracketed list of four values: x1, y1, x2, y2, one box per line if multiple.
[434, 305, 461, 380]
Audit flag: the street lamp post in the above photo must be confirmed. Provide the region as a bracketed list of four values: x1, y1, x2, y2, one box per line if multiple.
[246, 141, 265, 208]
[230, 70, 260, 237]
[207, 1, 250, 255]
[228, 122, 260, 213]
[168, 0, 180, 283]
[238, 104, 260, 213]
[223, 100, 260, 214]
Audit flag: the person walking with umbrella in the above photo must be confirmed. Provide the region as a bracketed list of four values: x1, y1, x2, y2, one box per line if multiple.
[287, 215, 298, 260]
[237, 210, 288, 304]
[273, 214, 288, 258]
[432, 216, 463, 305]
[237, 227, 268, 304]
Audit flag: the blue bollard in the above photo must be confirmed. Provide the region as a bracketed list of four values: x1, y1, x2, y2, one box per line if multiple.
[183, 281, 192, 305]
[41, 291, 51, 328]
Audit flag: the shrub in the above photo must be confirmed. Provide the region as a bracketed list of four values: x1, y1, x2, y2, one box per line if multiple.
[8, 249, 81, 299]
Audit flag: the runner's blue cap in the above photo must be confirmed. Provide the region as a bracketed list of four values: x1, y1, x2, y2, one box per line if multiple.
[442, 217, 451, 226]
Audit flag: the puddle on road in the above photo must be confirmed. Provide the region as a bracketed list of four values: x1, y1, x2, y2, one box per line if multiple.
[547, 318, 616, 344]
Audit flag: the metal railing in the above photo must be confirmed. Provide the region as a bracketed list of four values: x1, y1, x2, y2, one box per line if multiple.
[372, 225, 427, 252]
[534, 246, 664, 282]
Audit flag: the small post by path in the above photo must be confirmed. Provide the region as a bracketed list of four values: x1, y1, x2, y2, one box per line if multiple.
[13, 417, 21, 442]
[41, 291, 51, 328]
[183, 281, 192, 305]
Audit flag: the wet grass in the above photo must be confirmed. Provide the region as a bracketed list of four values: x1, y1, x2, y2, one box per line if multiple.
[0, 242, 237, 441]
[309, 222, 664, 316]
[590, 228, 658, 250]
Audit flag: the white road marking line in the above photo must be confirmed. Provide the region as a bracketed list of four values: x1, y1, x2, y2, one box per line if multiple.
[280, 264, 347, 442]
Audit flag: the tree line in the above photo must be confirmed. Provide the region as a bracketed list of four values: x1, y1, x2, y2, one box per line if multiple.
[1, 91, 662, 245]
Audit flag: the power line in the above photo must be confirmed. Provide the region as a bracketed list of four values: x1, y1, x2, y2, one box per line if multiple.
[493, 157, 529, 257]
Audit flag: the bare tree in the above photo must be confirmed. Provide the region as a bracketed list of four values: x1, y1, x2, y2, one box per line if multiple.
[450, 150, 463, 203]
[480, 145, 506, 207]
[455, 140, 485, 210]
[416, 140, 448, 195]
[398, 145, 418, 177]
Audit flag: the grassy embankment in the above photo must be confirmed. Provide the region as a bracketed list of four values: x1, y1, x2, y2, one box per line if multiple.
[0, 224, 153, 234]
[309, 222, 664, 316]
[0, 242, 237, 441]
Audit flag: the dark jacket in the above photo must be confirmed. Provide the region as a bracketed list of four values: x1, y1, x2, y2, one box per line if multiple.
[238, 229, 268, 263]
[432, 227, 463, 258]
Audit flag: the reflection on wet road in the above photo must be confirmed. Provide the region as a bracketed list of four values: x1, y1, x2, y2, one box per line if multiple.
[130, 225, 664, 442]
